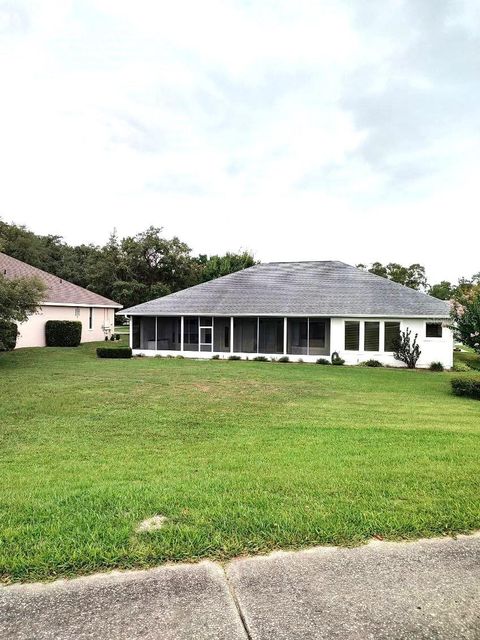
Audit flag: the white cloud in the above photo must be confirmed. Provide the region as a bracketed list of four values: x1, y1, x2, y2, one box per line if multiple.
[0, 0, 478, 283]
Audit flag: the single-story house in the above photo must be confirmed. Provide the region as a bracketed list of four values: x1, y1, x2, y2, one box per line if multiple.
[0, 252, 122, 348]
[120, 261, 453, 368]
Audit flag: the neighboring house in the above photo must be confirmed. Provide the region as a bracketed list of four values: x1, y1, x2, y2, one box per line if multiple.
[0, 252, 122, 348]
[120, 261, 453, 368]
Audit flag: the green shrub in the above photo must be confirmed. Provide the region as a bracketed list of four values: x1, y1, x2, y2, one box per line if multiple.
[253, 356, 269, 362]
[361, 359, 383, 368]
[453, 361, 471, 372]
[96, 347, 132, 359]
[228, 355, 241, 360]
[45, 321, 82, 347]
[331, 352, 345, 366]
[211, 354, 220, 360]
[429, 361, 444, 372]
[316, 358, 331, 365]
[0, 320, 18, 352]
[451, 377, 480, 400]
[115, 334, 121, 340]
[278, 356, 290, 363]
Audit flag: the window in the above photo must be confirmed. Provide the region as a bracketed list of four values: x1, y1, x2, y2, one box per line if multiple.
[345, 321, 360, 351]
[88, 307, 93, 330]
[184, 317, 199, 351]
[384, 321, 400, 352]
[426, 322, 442, 338]
[364, 321, 380, 351]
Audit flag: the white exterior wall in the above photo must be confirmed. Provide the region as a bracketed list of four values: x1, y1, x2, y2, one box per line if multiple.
[15, 305, 116, 348]
[131, 316, 453, 369]
[329, 317, 453, 369]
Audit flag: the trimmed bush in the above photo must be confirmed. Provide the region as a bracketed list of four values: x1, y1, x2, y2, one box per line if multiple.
[253, 356, 269, 362]
[45, 320, 82, 347]
[211, 354, 220, 359]
[331, 352, 345, 366]
[228, 355, 241, 360]
[362, 359, 383, 368]
[451, 377, 480, 400]
[278, 356, 290, 363]
[96, 347, 132, 359]
[0, 320, 18, 352]
[453, 361, 471, 372]
[429, 361, 444, 372]
[316, 358, 331, 365]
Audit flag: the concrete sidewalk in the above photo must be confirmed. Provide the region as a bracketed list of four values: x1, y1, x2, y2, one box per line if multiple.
[1, 534, 479, 639]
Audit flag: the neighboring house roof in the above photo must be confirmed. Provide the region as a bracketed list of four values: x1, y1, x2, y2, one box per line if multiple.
[120, 261, 450, 318]
[0, 252, 122, 308]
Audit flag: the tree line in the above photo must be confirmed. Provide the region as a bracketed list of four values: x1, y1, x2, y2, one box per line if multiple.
[357, 262, 480, 301]
[0, 220, 256, 310]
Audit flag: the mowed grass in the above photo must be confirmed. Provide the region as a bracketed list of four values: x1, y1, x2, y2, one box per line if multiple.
[1, 344, 479, 584]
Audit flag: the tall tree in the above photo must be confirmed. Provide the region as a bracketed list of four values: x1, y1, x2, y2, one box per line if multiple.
[429, 281, 454, 300]
[357, 262, 427, 291]
[196, 251, 257, 282]
[451, 293, 480, 354]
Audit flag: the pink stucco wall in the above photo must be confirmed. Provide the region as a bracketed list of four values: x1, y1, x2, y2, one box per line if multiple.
[15, 305, 116, 348]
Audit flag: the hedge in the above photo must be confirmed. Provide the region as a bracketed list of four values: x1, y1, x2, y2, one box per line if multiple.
[96, 347, 132, 359]
[0, 320, 18, 352]
[45, 320, 82, 347]
[451, 377, 480, 400]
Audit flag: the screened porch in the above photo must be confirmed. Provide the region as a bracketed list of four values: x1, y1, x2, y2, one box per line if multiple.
[131, 316, 331, 356]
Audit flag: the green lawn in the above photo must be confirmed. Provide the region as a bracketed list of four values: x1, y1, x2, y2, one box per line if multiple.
[1, 344, 479, 584]
[456, 350, 480, 371]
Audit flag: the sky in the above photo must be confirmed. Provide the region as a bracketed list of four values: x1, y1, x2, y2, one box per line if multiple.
[0, 0, 478, 284]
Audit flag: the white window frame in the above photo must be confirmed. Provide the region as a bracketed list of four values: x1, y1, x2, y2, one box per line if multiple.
[199, 317, 213, 352]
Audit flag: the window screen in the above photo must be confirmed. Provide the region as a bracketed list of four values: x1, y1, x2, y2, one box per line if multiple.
[384, 322, 400, 351]
[345, 321, 360, 351]
[234, 318, 257, 353]
[287, 318, 308, 354]
[426, 322, 442, 338]
[213, 318, 230, 352]
[184, 317, 199, 351]
[364, 322, 380, 351]
[259, 318, 284, 354]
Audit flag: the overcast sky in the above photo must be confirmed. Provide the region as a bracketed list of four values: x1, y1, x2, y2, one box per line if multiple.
[0, 0, 478, 283]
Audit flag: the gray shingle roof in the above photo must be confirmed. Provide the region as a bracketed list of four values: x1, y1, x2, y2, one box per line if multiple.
[120, 261, 450, 318]
[0, 252, 122, 308]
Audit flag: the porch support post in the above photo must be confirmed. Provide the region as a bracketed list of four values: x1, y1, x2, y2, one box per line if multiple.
[129, 316, 132, 349]
[379, 320, 385, 353]
[257, 317, 260, 354]
[155, 316, 158, 351]
[230, 317, 234, 353]
[180, 316, 184, 352]
[283, 317, 287, 355]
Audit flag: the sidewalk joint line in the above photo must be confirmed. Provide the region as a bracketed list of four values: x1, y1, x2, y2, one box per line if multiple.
[222, 564, 253, 640]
